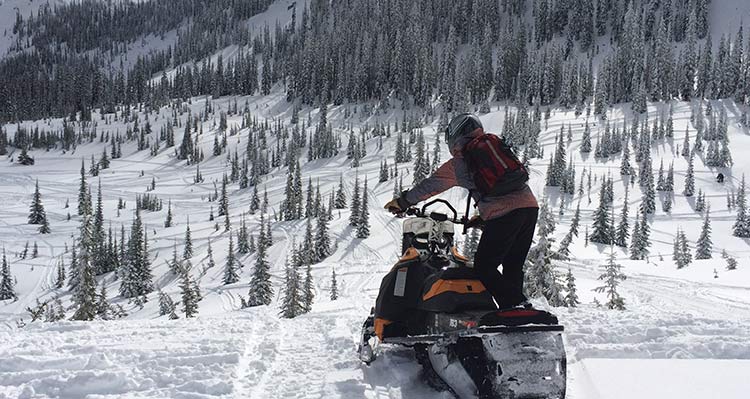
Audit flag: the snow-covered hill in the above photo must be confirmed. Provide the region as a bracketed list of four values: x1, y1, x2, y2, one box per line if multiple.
[1, 88, 749, 398]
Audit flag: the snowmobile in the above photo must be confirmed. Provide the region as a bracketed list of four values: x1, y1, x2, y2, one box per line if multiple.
[358, 199, 566, 399]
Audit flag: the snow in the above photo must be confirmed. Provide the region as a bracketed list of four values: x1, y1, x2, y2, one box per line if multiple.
[568, 359, 750, 399]
[1, 93, 749, 398]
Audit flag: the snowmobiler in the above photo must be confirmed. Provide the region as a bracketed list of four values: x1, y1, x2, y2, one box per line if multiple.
[358, 199, 566, 399]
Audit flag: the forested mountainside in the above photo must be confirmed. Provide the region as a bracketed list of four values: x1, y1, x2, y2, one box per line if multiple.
[0, 0, 745, 123]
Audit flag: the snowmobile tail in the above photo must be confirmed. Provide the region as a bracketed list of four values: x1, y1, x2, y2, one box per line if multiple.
[383, 309, 566, 399]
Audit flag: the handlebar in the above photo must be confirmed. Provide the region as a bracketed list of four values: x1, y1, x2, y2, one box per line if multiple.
[403, 198, 467, 225]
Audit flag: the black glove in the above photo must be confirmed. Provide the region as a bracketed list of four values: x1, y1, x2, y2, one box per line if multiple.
[465, 215, 485, 230]
[384, 192, 411, 214]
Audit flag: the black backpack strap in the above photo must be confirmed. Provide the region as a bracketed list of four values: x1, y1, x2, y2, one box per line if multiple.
[462, 190, 473, 235]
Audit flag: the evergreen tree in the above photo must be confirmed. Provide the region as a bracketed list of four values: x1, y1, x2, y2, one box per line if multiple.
[723, 250, 738, 271]
[335, 176, 347, 209]
[349, 175, 361, 227]
[164, 200, 173, 228]
[695, 207, 713, 259]
[119, 209, 153, 299]
[614, 189, 630, 247]
[684, 152, 696, 197]
[315, 210, 331, 261]
[183, 219, 193, 259]
[564, 268, 579, 307]
[673, 228, 692, 268]
[179, 265, 200, 318]
[28, 180, 50, 234]
[301, 263, 314, 313]
[524, 201, 564, 306]
[733, 175, 750, 237]
[72, 217, 98, 320]
[580, 121, 592, 153]
[590, 182, 614, 244]
[223, 232, 239, 285]
[629, 209, 651, 260]
[77, 159, 90, 216]
[280, 256, 303, 318]
[246, 236, 273, 306]
[54, 259, 66, 289]
[0, 249, 16, 300]
[158, 290, 177, 318]
[594, 248, 627, 310]
[330, 268, 339, 301]
[356, 178, 370, 238]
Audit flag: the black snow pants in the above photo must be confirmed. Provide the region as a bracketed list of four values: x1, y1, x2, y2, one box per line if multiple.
[473, 207, 538, 309]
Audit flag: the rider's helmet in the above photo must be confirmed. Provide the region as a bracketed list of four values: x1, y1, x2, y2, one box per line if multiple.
[445, 113, 483, 149]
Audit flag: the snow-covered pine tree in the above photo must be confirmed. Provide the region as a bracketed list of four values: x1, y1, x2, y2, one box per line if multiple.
[280, 256, 303, 318]
[629, 208, 651, 260]
[315, 210, 331, 261]
[330, 268, 339, 301]
[237, 217, 250, 254]
[349, 175, 361, 227]
[684, 152, 696, 197]
[524, 201, 564, 306]
[590, 182, 614, 245]
[301, 262, 314, 313]
[615, 189, 630, 247]
[335, 175, 347, 209]
[223, 232, 239, 285]
[205, 239, 216, 269]
[164, 200, 173, 228]
[168, 241, 182, 275]
[564, 268, 579, 307]
[723, 250, 738, 270]
[218, 174, 229, 216]
[673, 228, 692, 268]
[0, 249, 16, 300]
[695, 189, 706, 212]
[250, 185, 260, 214]
[356, 178, 370, 238]
[119, 208, 153, 299]
[546, 128, 567, 187]
[183, 219, 193, 260]
[179, 265, 200, 318]
[72, 216, 98, 321]
[656, 160, 666, 191]
[54, 259, 66, 289]
[247, 235, 273, 307]
[640, 156, 656, 214]
[28, 180, 50, 234]
[681, 127, 691, 157]
[556, 204, 581, 260]
[77, 159, 90, 216]
[733, 175, 750, 237]
[594, 247, 627, 310]
[158, 290, 177, 318]
[580, 121, 592, 153]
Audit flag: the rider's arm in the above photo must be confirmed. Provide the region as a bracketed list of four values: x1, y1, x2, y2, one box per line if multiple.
[403, 159, 458, 205]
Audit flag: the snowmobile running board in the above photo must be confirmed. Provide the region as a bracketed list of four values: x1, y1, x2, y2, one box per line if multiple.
[382, 324, 564, 346]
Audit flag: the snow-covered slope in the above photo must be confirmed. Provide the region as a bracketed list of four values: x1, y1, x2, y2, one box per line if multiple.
[1, 89, 749, 398]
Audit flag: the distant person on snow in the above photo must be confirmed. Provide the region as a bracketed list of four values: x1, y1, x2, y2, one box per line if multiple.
[716, 173, 725, 183]
[384, 113, 539, 309]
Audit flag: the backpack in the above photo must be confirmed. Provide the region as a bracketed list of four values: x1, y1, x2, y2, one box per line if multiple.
[463, 133, 529, 196]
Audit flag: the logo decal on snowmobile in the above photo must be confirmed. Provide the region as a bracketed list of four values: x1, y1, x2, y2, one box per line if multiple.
[394, 268, 408, 297]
